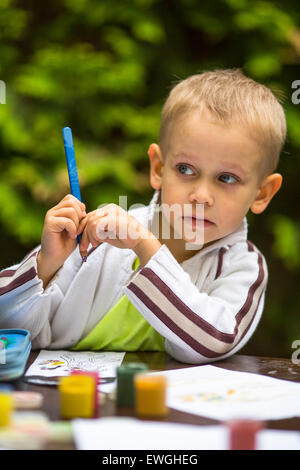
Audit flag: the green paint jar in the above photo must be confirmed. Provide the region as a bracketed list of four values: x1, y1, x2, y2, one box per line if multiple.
[116, 363, 149, 407]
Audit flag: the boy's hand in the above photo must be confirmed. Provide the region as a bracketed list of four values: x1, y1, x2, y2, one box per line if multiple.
[37, 195, 87, 287]
[79, 204, 161, 265]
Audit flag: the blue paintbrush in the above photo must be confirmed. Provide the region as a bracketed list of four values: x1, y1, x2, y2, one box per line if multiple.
[62, 127, 87, 261]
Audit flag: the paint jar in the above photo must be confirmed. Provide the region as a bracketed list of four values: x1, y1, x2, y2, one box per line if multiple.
[71, 370, 99, 416]
[226, 419, 264, 450]
[59, 375, 95, 419]
[0, 392, 14, 427]
[117, 363, 148, 407]
[134, 373, 168, 418]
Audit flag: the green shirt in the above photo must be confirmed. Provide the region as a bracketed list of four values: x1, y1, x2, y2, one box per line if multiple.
[72, 257, 165, 352]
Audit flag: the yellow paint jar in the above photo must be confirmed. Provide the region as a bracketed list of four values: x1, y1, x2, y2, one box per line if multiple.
[134, 373, 168, 418]
[59, 375, 95, 419]
[0, 393, 14, 427]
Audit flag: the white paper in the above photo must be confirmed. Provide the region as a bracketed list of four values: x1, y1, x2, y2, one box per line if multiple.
[25, 350, 125, 393]
[72, 417, 300, 450]
[150, 365, 300, 421]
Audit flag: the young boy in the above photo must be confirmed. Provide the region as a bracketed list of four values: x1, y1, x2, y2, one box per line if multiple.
[0, 69, 285, 364]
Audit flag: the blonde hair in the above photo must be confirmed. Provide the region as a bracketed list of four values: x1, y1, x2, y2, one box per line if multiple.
[159, 69, 286, 178]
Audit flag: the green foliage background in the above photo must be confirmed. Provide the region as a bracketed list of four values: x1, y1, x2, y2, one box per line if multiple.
[0, 0, 299, 357]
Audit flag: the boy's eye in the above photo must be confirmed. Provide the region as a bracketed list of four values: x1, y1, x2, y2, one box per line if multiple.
[177, 164, 194, 175]
[219, 174, 238, 184]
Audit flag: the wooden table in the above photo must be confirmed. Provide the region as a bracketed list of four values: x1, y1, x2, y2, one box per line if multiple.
[11, 351, 300, 449]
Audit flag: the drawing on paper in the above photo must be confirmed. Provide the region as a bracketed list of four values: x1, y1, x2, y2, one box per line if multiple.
[26, 349, 126, 378]
[175, 380, 295, 405]
[39, 359, 68, 371]
[37, 352, 122, 374]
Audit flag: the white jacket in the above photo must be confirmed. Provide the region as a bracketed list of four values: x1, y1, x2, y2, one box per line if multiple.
[0, 191, 268, 364]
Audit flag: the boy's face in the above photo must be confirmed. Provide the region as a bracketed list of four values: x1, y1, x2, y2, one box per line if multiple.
[153, 109, 266, 249]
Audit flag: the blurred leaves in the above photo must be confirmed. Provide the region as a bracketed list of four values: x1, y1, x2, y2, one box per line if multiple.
[268, 215, 300, 270]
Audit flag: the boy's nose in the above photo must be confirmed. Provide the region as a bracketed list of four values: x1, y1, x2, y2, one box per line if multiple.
[189, 182, 214, 206]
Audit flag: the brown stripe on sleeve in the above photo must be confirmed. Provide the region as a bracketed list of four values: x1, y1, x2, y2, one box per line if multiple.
[0, 250, 38, 279]
[127, 241, 266, 358]
[127, 282, 224, 358]
[0, 270, 16, 279]
[236, 287, 265, 344]
[137, 267, 236, 343]
[235, 243, 264, 325]
[247, 241, 255, 252]
[0, 250, 39, 296]
[0, 267, 37, 296]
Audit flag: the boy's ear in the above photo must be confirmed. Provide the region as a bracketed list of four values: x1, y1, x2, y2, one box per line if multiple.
[147, 143, 164, 190]
[250, 173, 283, 214]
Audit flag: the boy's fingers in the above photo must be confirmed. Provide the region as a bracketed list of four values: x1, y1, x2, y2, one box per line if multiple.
[52, 206, 81, 228]
[77, 216, 88, 235]
[79, 227, 95, 261]
[79, 226, 98, 249]
[55, 196, 86, 220]
[52, 217, 77, 239]
[95, 215, 109, 236]
[79, 227, 89, 251]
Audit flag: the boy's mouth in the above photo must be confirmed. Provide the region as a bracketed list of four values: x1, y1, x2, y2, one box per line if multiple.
[182, 216, 215, 226]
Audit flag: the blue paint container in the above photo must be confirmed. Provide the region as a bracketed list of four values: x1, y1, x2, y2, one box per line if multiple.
[0, 329, 31, 381]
